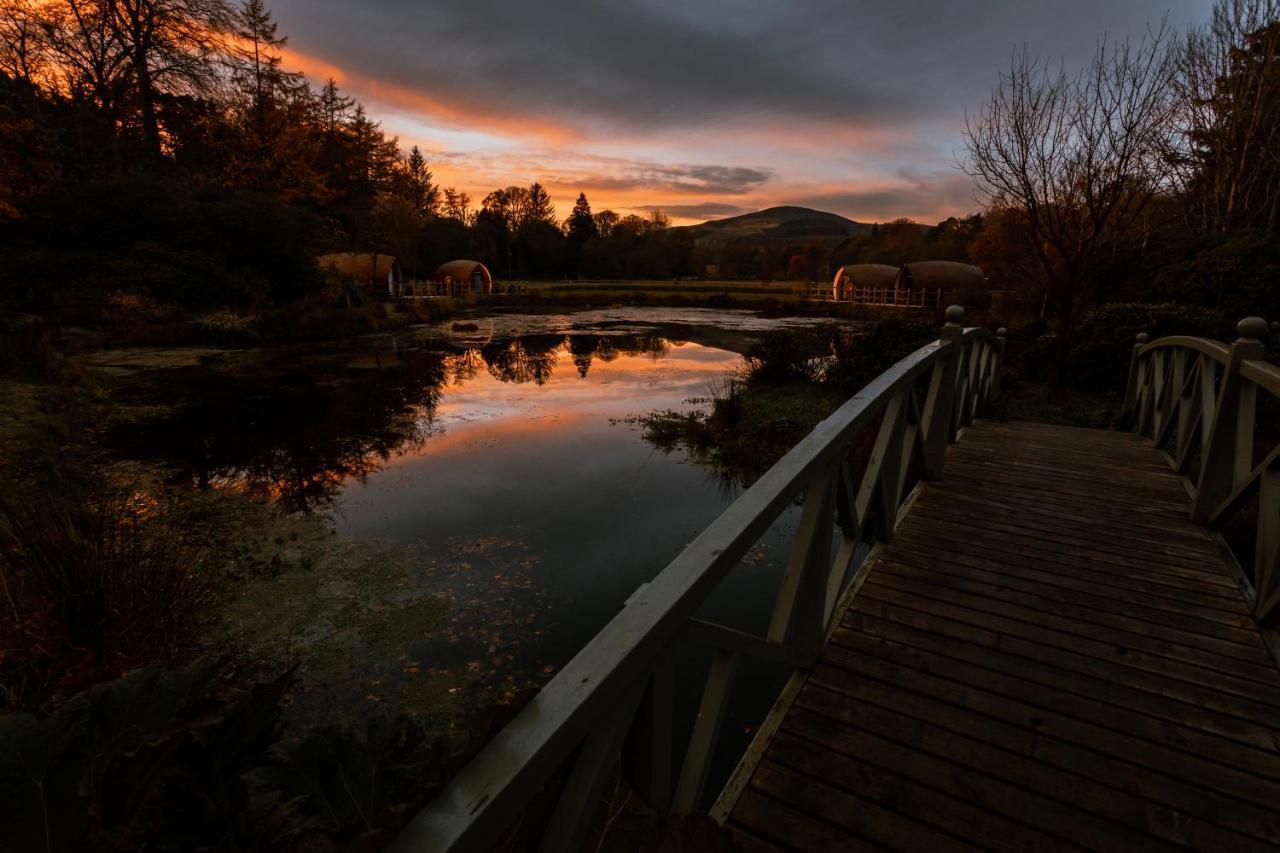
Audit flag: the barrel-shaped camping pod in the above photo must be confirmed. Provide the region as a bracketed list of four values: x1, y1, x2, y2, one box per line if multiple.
[318, 252, 402, 297]
[436, 260, 493, 296]
[831, 263, 899, 300]
[893, 261, 986, 292]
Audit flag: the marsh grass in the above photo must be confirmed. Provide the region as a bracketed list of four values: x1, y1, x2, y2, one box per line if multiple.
[0, 470, 218, 706]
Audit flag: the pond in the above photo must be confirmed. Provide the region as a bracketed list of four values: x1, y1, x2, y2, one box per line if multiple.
[98, 307, 855, 800]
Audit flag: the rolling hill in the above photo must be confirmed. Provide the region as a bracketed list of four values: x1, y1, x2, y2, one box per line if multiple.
[675, 205, 872, 244]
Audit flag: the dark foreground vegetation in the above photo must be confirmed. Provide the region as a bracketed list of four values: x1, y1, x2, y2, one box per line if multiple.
[0, 0, 1277, 849]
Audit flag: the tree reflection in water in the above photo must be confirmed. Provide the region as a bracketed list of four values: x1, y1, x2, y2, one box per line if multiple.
[106, 332, 682, 513]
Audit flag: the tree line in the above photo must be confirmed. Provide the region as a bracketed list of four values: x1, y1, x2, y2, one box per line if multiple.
[961, 0, 1280, 378]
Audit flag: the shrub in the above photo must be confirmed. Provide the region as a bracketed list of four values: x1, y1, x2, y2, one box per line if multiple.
[1021, 303, 1236, 391]
[0, 659, 535, 852]
[742, 328, 831, 384]
[0, 471, 217, 676]
[0, 318, 65, 381]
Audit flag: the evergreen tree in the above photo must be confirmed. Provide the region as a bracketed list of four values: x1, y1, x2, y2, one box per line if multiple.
[566, 192, 597, 243]
[404, 145, 438, 218]
[525, 181, 556, 225]
[318, 77, 353, 137]
[230, 0, 299, 143]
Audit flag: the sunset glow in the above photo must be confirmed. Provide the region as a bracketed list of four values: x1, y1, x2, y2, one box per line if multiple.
[269, 0, 1210, 224]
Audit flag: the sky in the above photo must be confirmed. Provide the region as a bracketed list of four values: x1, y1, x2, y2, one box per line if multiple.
[269, 0, 1212, 225]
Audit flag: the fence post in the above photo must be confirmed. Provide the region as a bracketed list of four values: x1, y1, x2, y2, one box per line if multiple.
[921, 305, 965, 480]
[1121, 332, 1149, 428]
[1192, 317, 1267, 523]
[992, 328, 1008, 402]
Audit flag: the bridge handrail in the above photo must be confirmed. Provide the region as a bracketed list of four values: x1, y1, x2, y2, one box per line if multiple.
[388, 309, 1006, 852]
[1134, 335, 1233, 364]
[1121, 317, 1279, 625]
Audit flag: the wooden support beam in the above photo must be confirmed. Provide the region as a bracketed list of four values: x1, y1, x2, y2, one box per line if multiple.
[1193, 319, 1267, 523]
[672, 649, 739, 813]
[921, 306, 964, 480]
[538, 684, 644, 853]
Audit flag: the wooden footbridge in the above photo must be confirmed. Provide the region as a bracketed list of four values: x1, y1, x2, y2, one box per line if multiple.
[390, 310, 1280, 852]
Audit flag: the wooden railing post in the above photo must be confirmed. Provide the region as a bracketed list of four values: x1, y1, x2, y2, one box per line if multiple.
[991, 328, 1008, 402]
[1192, 318, 1267, 523]
[921, 305, 965, 480]
[1121, 332, 1149, 428]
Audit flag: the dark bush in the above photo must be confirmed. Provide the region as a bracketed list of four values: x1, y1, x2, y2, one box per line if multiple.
[1022, 303, 1237, 392]
[0, 471, 217, 675]
[0, 177, 323, 314]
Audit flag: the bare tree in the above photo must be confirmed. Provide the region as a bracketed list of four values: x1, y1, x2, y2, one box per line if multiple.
[0, 0, 50, 85]
[1171, 0, 1280, 232]
[103, 0, 231, 159]
[37, 1, 131, 115]
[963, 28, 1177, 383]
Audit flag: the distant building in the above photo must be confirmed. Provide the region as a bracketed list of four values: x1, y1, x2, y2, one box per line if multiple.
[831, 263, 898, 300]
[894, 261, 986, 292]
[318, 252, 402, 298]
[435, 260, 493, 295]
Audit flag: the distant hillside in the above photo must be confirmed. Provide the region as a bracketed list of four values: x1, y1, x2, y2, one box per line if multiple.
[675, 206, 872, 244]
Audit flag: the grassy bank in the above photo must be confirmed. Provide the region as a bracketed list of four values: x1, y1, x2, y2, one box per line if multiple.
[631, 319, 939, 486]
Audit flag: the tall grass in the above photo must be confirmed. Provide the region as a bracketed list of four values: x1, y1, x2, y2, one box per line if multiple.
[0, 473, 216, 688]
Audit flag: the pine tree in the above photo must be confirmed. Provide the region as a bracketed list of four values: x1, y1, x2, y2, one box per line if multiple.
[525, 182, 556, 225]
[319, 78, 353, 137]
[232, 0, 296, 142]
[404, 146, 438, 218]
[566, 192, 597, 243]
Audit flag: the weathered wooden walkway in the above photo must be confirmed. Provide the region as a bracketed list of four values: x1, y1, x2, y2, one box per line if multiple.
[725, 420, 1280, 852]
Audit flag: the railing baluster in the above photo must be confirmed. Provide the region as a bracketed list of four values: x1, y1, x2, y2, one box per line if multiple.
[1255, 461, 1280, 624]
[538, 684, 645, 853]
[767, 469, 836, 653]
[876, 393, 911, 537]
[1193, 319, 1267, 523]
[672, 649, 739, 813]
[921, 306, 965, 479]
[626, 648, 674, 812]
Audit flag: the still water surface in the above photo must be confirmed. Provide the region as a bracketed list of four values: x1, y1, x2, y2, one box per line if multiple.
[107, 308, 850, 792]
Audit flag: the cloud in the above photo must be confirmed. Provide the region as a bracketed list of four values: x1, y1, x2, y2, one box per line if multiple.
[633, 202, 752, 220]
[795, 170, 978, 223]
[557, 164, 774, 196]
[273, 0, 1206, 139]
[268, 0, 1211, 223]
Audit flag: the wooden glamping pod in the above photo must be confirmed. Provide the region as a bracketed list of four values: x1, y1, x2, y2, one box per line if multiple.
[318, 252, 402, 298]
[831, 263, 898, 300]
[436, 260, 493, 296]
[893, 261, 986, 291]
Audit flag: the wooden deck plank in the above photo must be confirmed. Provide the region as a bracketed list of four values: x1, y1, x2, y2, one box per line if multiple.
[727, 421, 1280, 852]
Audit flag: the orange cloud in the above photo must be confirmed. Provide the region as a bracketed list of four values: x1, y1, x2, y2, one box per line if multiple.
[281, 45, 580, 146]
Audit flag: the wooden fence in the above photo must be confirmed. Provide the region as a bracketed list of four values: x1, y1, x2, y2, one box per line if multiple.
[1122, 317, 1280, 625]
[846, 287, 942, 308]
[387, 307, 1006, 852]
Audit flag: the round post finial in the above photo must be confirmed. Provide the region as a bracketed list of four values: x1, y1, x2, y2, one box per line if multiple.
[1136, 332, 1149, 344]
[945, 305, 965, 325]
[1237, 316, 1267, 342]
[997, 327, 1008, 337]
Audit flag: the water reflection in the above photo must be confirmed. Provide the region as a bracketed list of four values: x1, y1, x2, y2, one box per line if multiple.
[108, 329, 716, 513]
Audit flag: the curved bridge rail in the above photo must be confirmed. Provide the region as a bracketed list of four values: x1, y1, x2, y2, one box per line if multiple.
[389, 308, 1005, 852]
[1122, 317, 1280, 624]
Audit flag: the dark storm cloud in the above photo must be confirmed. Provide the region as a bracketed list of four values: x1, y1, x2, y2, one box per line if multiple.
[573, 164, 775, 194]
[272, 0, 1208, 135]
[797, 170, 978, 221]
[635, 202, 752, 219]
